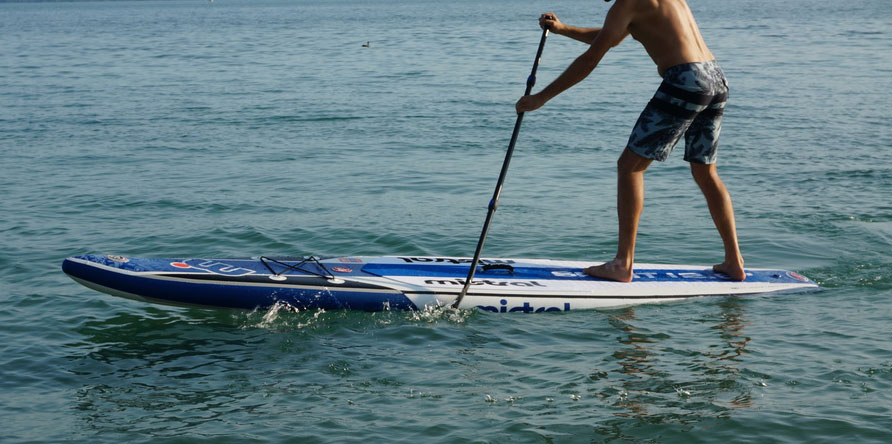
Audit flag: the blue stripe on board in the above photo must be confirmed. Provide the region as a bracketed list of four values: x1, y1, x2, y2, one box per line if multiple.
[72, 255, 814, 286]
[360, 263, 802, 284]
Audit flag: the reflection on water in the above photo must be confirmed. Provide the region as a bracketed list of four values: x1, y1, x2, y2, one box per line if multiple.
[604, 298, 755, 421]
[607, 307, 661, 419]
[710, 299, 756, 411]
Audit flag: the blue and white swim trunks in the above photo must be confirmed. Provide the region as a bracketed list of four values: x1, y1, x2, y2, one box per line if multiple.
[626, 60, 728, 164]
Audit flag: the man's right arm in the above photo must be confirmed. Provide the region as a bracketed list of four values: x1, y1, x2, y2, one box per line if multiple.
[516, 5, 633, 114]
[540, 13, 601, 44]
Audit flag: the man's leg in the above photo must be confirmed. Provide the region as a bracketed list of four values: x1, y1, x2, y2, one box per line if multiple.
[584, 148, 652, 282]
[690, 162, 746, 280]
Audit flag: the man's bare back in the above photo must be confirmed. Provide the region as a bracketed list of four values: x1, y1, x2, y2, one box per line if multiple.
[625, 0, 715, 75]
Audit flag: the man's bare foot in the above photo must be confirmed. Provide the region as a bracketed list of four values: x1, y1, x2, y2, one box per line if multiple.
[583, 259, 633, 282]
[713, 261, 746, 281]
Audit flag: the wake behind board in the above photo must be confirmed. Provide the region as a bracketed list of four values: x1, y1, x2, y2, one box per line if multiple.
[62, 254, 819, 312]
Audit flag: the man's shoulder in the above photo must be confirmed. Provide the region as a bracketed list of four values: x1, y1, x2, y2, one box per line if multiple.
[617, 0, 692, 27]
[611, 0, 660, 17]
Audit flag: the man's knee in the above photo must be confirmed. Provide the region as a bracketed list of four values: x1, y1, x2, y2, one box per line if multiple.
[690, 162, 720, 187]
[618, 148, 652, 174]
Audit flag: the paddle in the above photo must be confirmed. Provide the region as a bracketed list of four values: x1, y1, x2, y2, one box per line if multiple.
[451, 27, 549, 309]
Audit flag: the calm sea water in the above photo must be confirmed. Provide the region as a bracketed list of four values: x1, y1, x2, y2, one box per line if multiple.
[2, 0, 891, 442]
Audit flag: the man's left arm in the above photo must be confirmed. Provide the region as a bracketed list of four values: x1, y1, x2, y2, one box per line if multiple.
[516, 1, 633, 113]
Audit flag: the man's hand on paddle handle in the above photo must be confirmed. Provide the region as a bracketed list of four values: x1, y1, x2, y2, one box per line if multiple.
[516, 94, 546, 114]
[515, 13, 561, 114]
[539, 13, 563, 33]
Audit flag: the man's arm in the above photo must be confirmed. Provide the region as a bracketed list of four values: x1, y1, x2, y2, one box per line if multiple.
[517, 2, 634, 113]
[541, 13, 601, 44]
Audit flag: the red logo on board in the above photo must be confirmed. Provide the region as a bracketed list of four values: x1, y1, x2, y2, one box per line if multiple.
[787, 271, 808, 282]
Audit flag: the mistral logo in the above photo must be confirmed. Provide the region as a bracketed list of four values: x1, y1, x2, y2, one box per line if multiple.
[423, 279, 544, 287]
[477, 299, 571, 313]
[397, 257, 516, 265]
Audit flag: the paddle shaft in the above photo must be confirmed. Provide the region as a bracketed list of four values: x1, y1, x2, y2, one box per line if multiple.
[451, 28, 549, 309]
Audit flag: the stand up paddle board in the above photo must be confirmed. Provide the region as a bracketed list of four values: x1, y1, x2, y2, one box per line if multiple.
[62, 254, 819, 312]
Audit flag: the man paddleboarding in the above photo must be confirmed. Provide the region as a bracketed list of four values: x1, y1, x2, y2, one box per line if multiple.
[516, 0, 746, 282]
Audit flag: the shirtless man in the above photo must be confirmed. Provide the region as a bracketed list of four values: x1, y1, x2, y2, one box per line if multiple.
[516, 0, 746, 282]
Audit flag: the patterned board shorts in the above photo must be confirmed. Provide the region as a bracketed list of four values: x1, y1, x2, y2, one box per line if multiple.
[626, 60, 728, 164]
